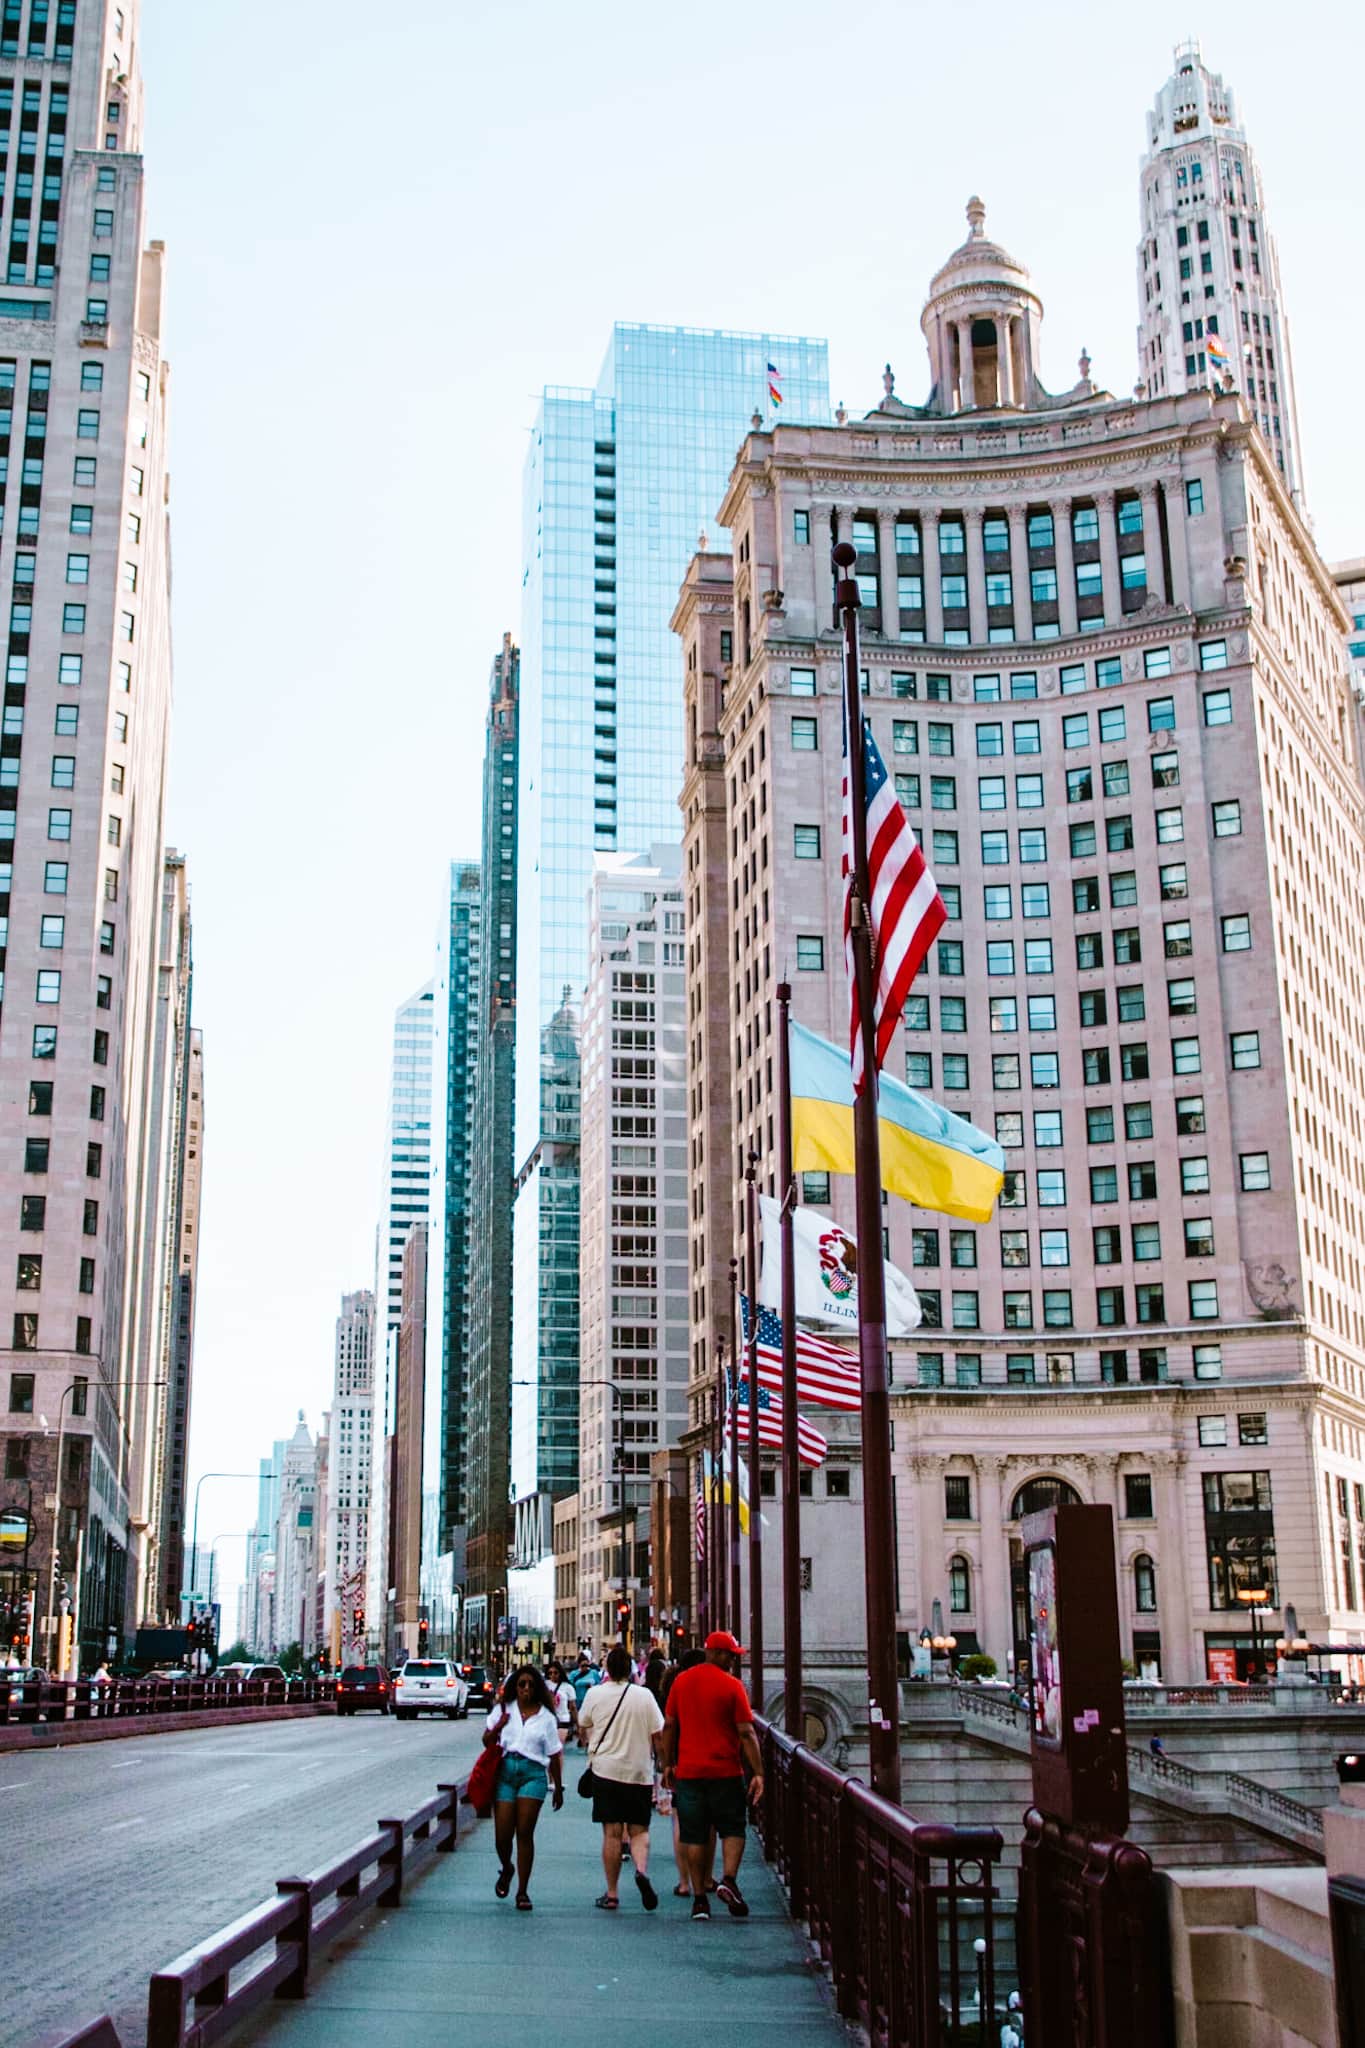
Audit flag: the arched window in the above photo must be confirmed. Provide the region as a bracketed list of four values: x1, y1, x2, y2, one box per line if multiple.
[1010, 1476, 1082, 1520]
[1135, 1554, 1157, 1612]
[949, 1555, 972, 1614]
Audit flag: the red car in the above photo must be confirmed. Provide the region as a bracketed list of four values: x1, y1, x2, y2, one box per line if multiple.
[336, 1664, 392, 1715]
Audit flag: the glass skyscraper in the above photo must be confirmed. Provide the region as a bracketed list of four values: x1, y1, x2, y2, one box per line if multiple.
[511, 324, 831, 1540]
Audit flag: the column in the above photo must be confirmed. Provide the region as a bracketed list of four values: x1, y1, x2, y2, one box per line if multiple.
[1163, 478, 1193, 609]
[878, 510, 901, 642]
[1096, 487, 1122, 627]
[922, 512, 945, 644]
[1007, 504, 1030, 645]
[964, 506, 988, 648]
[976, 1455, 1011, 1669]
[1152, 1449, 1196, 1684]
[1140, 482, 1166, 604]
[1051, 496, 1079, 638]
[957, 319, 975, 411]
[998, 315, 1016, 407]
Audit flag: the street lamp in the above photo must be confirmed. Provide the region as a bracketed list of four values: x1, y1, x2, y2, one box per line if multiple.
[511, 1376, 632, 1644]
[188, 1471, 274, 1610]
[1235, 1585, 1271, 1679]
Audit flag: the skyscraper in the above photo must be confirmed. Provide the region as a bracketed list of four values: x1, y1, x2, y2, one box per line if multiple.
[679, 199, 1363, 1684]
[322, 1289, 373, 1665]
[0, 0, 194, 1668]
[365, 980, 434, 1653]
[464, 638, 518, 1653]
[512, 325, 831, 1552]
[1137, 41, 1305, 504]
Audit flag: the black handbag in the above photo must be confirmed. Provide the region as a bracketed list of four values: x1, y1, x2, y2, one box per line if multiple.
[577, 1680, 632, 1798]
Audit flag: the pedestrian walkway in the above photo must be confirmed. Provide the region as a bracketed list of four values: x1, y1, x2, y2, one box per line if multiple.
[236, 1789, 849, 2048]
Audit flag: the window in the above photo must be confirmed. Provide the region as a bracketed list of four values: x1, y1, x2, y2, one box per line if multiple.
[1070, 822, 1097, 857]
[1151, 750, 1179, 789]
[793, 509, 810, 545]
[986, 941, 1014, 976]
[39, 914, 63, 948]
[1184, 1217, 1215, 1258]
[1134, 1555, 1157, 1612]
[790, 716, 817, 751]
[1087, 1106, 1114, 1143]
[978, 776, 1006, 811]
[62, 604, 85, 633]
[793, 825, 820, 859]
[59, 653, 82, 686]
[1103, 760, 1131, 798]
[795, 935, 824, 973]
[942, 1054, 968, 1090]
[912, 1228, 941, 1268]
[894, 773, 920, 808]
[1143, 648, 1172, 679]
[1040, 1229, 1069, 1266]
[1189, 1280, 1219, 1320]
[1042, 1289, 1072, 1328]
[952, 1291, 980, 1331]
[1025, 943, 1054, 979]
[1212, 799, 1241, 837]
[930, 776, 956, 811]
[1132, 1222, 1161, 1261]
[1194, 1344, 1222, 1381]
[949, 1556, 972, 1612]
[1186, 479, 1204, 515]
[1019, 828, 1047, 862]
[24, 1138, 49, 1174]
[1125, 1474, 1154, 1520]
[1016, 774, 1043, 809]
[32, 1028, 57, 1060]
[977, 722, 1004, 757]
[932, 831, 958, 865]
[1240, 1151, 1271, 1191]
[1230, 1031, 1260, 1069]
[1159, 863, 1188, 901]
[1067, 766, 1093, 804]
[789, 667, 815, 697]
[1000, 1171, 1025, 1207]
[941, 995, 966, 1032]
[1180, 1156, 1211, 1198]
[35, 969, 61, 1004]
[1134, 1282, 1165, 1324]
[1013, 720, 1041, 755]
[1091, 1164, 1118, 1204]
[945, 1475, 972, 1520]
[1198, 1415, 1227, 1448]
[1221, 914, 1251, 952]
[1238, 1413, 1268, 1446]
[50, 756, 75, 790]
[1034, 1110, 1062, 1148]
[1176, 1096, 1205, 1136]
[1172, 1036, 1201, 1075]
[1037, 1170, 1066, 1206]
[996, 1113, 1023, 1148]
[43, 860, 67, 894]
[990, 997, 1016, 1034]
[928, 723, 953, 756]
[939, 938, 965, 975]
[1003, 1291, 1033, 1329]
[1203, 689, 1232, 727]
[1094, 1225, 1121, 1263]
[1129, 1161, 1158, 1201]
[1164, 921, 1193, 959]
[1155, 808, 1184, 844]
[1167, 979, 1197, 1018]
[1199, 639, 1229, 671]
[77, 405, 100, 437]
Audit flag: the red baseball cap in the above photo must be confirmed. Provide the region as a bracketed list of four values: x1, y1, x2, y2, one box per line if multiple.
[705, 1630, 744, 1654]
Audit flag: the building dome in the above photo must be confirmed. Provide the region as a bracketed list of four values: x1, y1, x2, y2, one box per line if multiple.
[920, 197, 1045, 415]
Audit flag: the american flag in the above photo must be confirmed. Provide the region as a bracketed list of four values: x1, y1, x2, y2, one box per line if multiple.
[843, 707, 946, 1092]
[740, 1296, 862, 1412]
[728, 1376, 828, 1467]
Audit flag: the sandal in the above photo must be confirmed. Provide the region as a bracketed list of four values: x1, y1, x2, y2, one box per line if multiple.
[594, 1892, 619, 1910]
[516, 1893, 533, 1911]
[673, 1882, 690, 1896]
[495, 1866, 513, 1899]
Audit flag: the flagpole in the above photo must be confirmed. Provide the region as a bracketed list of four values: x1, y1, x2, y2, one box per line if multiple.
[728, 1254, 742, 1640]
[834, 538, 903, 1804]
[711, 1342, 725, 1631]
[776, 983, 803, 1738]
[744, 1149, 764, 1711]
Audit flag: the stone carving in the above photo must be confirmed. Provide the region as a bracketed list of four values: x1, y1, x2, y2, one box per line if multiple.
[1245, 1260, 1299, 1320]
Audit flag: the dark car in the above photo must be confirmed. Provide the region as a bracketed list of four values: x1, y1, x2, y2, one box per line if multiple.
[461, 1664, 496, 1711]
[336, 1664, 392, 1715]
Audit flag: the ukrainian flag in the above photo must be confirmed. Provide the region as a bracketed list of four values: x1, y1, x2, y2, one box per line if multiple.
[790, 1021, 1005, 1223]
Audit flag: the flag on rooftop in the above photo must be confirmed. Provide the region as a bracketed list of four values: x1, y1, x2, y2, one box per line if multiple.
[729, 1374, 827, 1466]
[1206, 333, 1229, 373]
[843, 710, 945, 1092]
[789, 1019, 1005, 1223]
[756, 1194, 922, 1336]
[740, 1295, 862, 1411]
[767, 361, 783, 406]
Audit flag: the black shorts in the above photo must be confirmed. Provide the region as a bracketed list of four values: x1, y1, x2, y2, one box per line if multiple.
[591, 1776, 654, 1828]
[674, 1775, 747, 1845]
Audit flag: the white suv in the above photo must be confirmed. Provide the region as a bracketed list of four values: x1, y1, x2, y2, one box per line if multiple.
[393, 1658, 470, 1720]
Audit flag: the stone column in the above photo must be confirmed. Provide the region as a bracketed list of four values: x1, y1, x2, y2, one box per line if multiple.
[1096, 487, 1122, 627]
[1051, 496, 1079, 637]
[1163, 478, 1193, 609]
[1007, 504, 1030, 644]
[1139, 482, 1165, 604]
[1152, 1449, 1195, 1683]
[878, 506, 901, 642]
[923, 512, 945, 644]
[964, 506, 988, 648]
[976, 1455, 1011, 1669]
[957, 319, 975, 411]
[998, 315, 1016, 406]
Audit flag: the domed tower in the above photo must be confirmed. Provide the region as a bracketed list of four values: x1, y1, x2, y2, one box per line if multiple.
[921, 197, 1045, 414]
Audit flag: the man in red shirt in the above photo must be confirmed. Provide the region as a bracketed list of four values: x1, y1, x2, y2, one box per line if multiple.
[661, 1629, 764, 1920]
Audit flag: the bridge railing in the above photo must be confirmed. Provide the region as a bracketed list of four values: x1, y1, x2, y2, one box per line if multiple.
[756, 1717, 1004, 2048]
[1, 1674, 334, 1727]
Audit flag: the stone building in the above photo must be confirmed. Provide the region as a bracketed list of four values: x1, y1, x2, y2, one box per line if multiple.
[321, 1289, 373, 1663]
[576, 848, 687, 1645]
[675, 201, 1365, 1689]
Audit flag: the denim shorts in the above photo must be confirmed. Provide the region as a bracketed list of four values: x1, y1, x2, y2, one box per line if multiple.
[495, 1752, 549, 1802]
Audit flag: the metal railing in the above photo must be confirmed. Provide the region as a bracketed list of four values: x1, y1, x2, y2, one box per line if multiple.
[31, 1771, 471, 2048]
[756, 1716, 1005, 2048]
[1, 1674, 334, 1727]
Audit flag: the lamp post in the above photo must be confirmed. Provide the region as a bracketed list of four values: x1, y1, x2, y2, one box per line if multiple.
[188, 1471, 271, 1612]
[1235, 1585, 1271, 1679]
[511, 1376, 630, 1645]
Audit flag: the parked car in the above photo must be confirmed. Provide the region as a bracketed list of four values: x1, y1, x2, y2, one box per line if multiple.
[393, 1659, 469, 1720]
[336, 1664, 392, 1715]
[220, 1663, 288, 1687]
[461, 1664, 496, 1711]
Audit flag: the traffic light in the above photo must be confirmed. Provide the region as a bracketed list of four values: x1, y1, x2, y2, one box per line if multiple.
[417, 1620, 429, 1656]
[673, 1622, 686, 1647]
[186, 1614, 197, 1648]
[352, 1604, 364, 1637]
[616, 1600, 630, 1637]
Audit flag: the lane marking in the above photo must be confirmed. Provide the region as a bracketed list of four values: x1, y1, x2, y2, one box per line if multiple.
[101, 1816, 145, 1833]
[220, 1780, 251, 1793]
[109, 1759, 142, 1770]
[0, 1782, 28, 1792]
[299, 1760, 327, 1771]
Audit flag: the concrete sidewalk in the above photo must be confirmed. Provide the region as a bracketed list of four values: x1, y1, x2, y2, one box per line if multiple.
[237, 1787, 849, 2048]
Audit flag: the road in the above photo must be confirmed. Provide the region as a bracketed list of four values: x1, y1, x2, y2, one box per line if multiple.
[7, 1707, 488, 2047]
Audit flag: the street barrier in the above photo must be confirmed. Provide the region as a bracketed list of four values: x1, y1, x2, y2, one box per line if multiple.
[0, 1673, 334, 1728]
[755, 1716, 1005, 2048]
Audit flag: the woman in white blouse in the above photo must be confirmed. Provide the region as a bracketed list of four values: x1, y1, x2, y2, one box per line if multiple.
[484, 1665, 564, 1910]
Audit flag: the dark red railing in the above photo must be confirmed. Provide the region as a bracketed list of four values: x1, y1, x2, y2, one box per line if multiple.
[756, 1718, 1004, 2048]
[1018, 1808, 1168, 2048]
[30, 1773, 471, 2048]
[1, 1674, 334, 1727]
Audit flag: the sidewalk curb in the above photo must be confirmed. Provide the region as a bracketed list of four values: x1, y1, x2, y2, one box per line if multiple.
[0, 1703, 332, 1752]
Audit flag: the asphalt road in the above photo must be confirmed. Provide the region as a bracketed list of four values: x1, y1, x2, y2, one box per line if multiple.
[7, 1706, 488, 2047]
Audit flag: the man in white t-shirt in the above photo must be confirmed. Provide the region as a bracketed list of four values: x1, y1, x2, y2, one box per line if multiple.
[578, 1644, 666, 1910]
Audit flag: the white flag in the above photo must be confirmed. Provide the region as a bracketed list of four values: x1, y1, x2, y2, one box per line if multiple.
[757, 1194, 922, 1336]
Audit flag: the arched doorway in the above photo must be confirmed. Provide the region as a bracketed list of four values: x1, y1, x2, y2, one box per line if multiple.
[1008, 1477, 1082, 1652]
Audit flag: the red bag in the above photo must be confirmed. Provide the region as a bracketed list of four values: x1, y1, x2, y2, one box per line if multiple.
[464, 1715, 504, 1816]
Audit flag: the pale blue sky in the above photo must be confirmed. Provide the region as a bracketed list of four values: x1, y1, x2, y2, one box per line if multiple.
[144, 0, 1364, 1596]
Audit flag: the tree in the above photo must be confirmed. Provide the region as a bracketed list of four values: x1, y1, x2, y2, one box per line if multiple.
[278, 1641, 304, 1675]
[217, 1640, 251, 1666]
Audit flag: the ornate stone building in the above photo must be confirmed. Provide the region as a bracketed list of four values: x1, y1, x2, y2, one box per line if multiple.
[676, 201, 1364, 1688]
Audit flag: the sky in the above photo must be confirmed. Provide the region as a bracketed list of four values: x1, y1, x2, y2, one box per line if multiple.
[140, 0, 1365, 1622]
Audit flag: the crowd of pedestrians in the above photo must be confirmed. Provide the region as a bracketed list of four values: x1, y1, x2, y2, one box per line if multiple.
[478, 1628, 761, 1918]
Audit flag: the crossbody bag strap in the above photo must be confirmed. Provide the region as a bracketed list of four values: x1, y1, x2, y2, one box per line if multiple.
[588, 1681, 633, 1761]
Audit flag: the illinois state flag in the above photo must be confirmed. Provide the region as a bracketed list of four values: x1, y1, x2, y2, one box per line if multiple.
[756, 1193, 922, 1336]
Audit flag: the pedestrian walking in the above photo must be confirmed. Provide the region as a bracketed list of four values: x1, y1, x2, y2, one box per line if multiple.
[643, 1648, 668, 1705]
[545, 1658, 579, 1738]
[661, 1629, 763, 1921]
[484, 1665, 564, 1911]
[570, 1651, 600, 1708]
[659, 1647, 711, 1895]
[578, 1643, 665, 1912]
